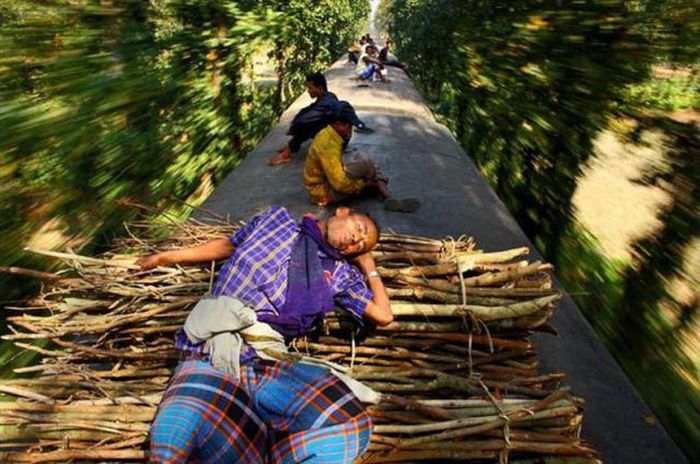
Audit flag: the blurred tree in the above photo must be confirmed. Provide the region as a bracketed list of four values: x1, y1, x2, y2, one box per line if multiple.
[0, 0, 368, 372]
[388, 0, 651, 260]
[383, 0, 699, 459]
[610, 117, 700, 457]
[0, 0, 367, 291]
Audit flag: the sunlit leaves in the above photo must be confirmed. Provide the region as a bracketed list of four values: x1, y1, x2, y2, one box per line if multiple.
[0, 0, 368, 297]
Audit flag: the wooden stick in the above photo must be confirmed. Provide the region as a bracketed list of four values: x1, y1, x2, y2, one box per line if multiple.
[461, 262, 553, 287]
[400, 440, 596, 456]
[0, 449, 146, 463]
[456, 247, 529, 266]
[0, 386, 55, 404]
[389, 295, 559, 320]
[381, 395, 454, 421]
[397, 388, 572, 447]
[0, 266, 64, 281]
[399, 332, 532, 351]
[51, 340, 178, 361]
[378, 263, 457, 278]
[393, 275, 558, 297]
[298, 341, 466, 364]
[23, 247, 141, 270]
[360, 450, 497, 463]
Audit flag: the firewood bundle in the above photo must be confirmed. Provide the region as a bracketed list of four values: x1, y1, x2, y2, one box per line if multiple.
[0, 217, 598, 463]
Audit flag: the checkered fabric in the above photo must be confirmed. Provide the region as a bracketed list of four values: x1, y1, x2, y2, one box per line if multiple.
[271, 413, 373, 464]
[150, 360, 373, 464]
[214, 206, 371, 319]
[240, 359, 373, 464]
[149, 360, 267, 464]
[175, 205, 372, 358]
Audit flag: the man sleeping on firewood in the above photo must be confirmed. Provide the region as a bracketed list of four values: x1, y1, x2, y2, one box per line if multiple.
[136, 205, 393, 463]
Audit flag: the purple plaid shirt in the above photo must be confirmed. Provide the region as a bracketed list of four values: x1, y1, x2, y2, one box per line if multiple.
[176, 206, 373, 358]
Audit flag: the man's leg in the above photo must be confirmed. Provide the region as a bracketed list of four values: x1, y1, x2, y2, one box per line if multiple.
[344, 157, 420, 212]
[344, 157, 377, 181]
[150, 360, 267, 464]
[271, 412, 373, 464]
[269, 121, 327, 166]
[344, 157, 391, 199]
[241, 360, 373, 464]
[358, 67, 373, 80]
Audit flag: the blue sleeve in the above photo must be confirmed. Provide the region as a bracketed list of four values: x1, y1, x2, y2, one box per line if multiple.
[229, 206, 276, 247]
[331, 262, 373, 321]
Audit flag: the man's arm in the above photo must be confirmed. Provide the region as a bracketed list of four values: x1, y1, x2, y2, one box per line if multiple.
[353, 252, 393, 326]
[291, 94, 336, 130]
[136, 238, 234, 270]
[365, 55, 384, 68]
[318, 144, 365, 194]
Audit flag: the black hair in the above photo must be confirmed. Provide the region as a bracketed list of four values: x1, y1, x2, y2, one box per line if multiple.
[305, 72, 327, 92]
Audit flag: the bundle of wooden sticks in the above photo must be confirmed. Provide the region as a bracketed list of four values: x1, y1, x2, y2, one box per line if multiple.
[0, 217, 598, 463]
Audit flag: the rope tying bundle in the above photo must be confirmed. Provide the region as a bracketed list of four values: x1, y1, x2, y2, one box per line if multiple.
[479, 379, 512, 462]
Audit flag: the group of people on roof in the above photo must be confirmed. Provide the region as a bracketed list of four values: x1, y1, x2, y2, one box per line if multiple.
[143, 35, 416, 463]
[349, 34, 408, 84]
[269, 66, 419, 213]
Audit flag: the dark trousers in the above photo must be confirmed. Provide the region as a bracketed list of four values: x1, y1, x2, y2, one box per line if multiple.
[288, 120, 328, 153]
[289, 123, 351, 153]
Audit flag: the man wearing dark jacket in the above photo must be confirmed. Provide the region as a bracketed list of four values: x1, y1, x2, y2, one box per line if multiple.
[268, 72, 373, 166]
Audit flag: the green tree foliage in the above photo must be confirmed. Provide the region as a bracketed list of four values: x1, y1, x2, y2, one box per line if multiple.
[382, 0, 699, 459]
[386, 0, 653, 260]
[0, 0, 368, 370]
[610, 117, 700, 455]
[0, 0, 367, 285]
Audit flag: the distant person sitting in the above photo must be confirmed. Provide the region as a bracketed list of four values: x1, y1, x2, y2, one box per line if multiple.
[356, 56, 389, 84]
[379, 39, 408, 72]
[354, 42, 373, 74]
[269, 73, 373, 166]
[348, 39, 361, 64]
[304, 102, 419, 213]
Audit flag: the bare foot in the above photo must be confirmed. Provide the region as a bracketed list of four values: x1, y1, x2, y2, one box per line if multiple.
[268, 147, 292, 166]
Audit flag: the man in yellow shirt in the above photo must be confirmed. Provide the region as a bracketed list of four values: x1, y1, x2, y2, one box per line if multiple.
[303, 102, 419, 213]
[304, 102, 383, 206]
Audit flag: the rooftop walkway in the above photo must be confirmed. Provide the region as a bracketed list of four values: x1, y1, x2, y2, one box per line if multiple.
[199, 59, 688, 464]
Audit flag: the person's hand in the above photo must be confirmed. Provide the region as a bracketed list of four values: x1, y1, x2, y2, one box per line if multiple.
[135, 253, 168, 271]
[352, 251, 376, 273]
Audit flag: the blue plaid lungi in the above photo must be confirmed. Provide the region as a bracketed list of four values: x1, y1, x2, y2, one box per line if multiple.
[150, 360, 372, 463]
[241, 359, 373, 463]
[149, 360, 267, 463]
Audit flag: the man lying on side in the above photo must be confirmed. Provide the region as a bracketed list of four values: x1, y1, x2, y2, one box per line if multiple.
[138, 205, 392, 463]
[269, 72, 373, 166]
